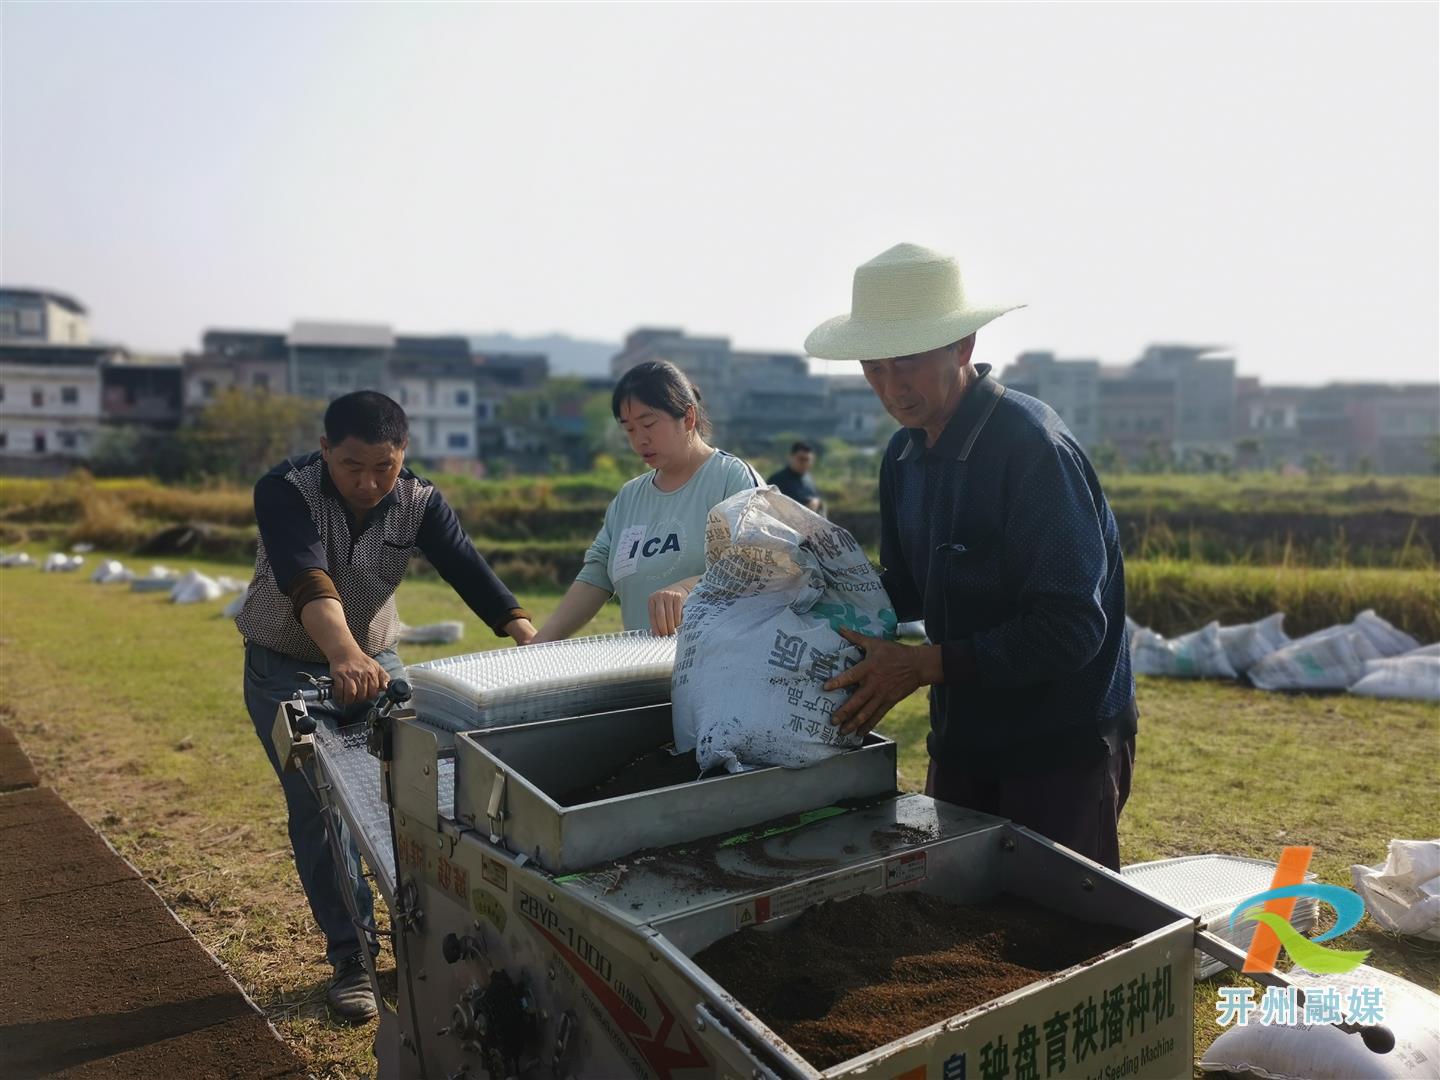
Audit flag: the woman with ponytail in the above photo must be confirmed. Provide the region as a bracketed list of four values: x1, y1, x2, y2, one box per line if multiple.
[531, 360, 760, 640]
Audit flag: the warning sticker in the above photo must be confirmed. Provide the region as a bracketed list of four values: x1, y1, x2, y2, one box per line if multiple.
[734, 864, 884, 930]
[472, 888, 508, 931]
[886, 851, 927, 888]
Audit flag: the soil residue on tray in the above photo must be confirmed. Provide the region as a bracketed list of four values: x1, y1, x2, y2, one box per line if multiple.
[693, 890, 1133, 1070]
[558, 744, 715, 806]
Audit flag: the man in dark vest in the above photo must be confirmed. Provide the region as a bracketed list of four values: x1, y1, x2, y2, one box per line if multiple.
[809, 243, 1137, 872]
[236, 390, 535, 1022]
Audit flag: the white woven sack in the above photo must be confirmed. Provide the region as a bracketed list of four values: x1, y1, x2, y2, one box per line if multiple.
[1247, 626, 1381, 691]
[1131, 621, 1238, 679]
[1199, 964, 1439, 1079]
[672, 488, 896, 772]
[1350, 609, 1422, 657]
[170, 570, 223, 604]
[90, 560, 135, 584]
[1348, 655, 1440, 701]
[222, 585, 250, 619]
[1218, 613, 1290, 674]
[397, 621, 465, 645]
[1351, 840, 1440, 941]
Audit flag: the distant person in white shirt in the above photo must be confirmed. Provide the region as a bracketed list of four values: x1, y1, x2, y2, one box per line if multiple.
[532, 361, 760, 640]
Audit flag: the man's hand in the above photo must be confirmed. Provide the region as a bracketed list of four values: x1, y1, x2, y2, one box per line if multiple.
[505, 617, 538, 645]
[329, 648, 390, 705]
[647, 580, 695, 636]
[823, 628, 943, 738]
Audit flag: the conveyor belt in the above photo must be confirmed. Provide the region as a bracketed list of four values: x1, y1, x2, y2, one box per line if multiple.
[313, 721, 455, 903]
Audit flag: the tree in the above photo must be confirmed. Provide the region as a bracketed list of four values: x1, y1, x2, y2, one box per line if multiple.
[180, 389, 323, 481]
[90, 426, 147, 476]
[1139, 439, 1174, 474]
[1090, 441, 1123, 473]
[1302, 451, 1333, 480]
[1234, 437, 1263, 471]
[500, 377, 615, 468]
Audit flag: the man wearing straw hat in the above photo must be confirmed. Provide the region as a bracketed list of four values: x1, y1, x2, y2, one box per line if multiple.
[814, 243, 1136, 871]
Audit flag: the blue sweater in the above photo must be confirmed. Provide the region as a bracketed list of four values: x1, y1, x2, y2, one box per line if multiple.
[879, 365, 1136, 778]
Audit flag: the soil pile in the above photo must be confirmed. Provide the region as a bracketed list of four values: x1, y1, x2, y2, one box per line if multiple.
[693, 890, 1132, 1070]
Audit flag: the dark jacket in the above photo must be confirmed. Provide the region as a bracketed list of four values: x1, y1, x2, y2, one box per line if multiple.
[878, 365, 1135, 778]
[767, 465, 820, 507]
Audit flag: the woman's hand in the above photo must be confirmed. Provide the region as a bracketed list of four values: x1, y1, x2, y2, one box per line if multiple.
[504, 617, 538, 645]
[647, 580, 695, 636]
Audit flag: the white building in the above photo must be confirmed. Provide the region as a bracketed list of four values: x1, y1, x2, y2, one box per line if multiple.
[0, 343, 118, 465]
[0, 288, 91, 345]
[387, 337, 479, 460]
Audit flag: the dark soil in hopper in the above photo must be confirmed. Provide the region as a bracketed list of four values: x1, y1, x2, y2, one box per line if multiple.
[558, 743, 709, 805]
[693, 890, 1133, 1070]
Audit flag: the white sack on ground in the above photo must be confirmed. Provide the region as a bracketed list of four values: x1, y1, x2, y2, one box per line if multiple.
[0, 552, 35, 567]
[1349, 609, 1422, 658]
[1348, 655, 1440, 701]
[397, 621, 464, 645]
[222, 585, 250, 619]
[170, 570, 223, 604]
[672, 488, 896, 773]
[131, 565, 181, 592]
[1247, 626, 1381, 691]
[1351, 840, 1440, 941]
[215, 575, 247, 594]
[42, 553, 84, 572]
[1406, 643, 1440, 658]
[1218, 613, 1290, 674]
[1131, 622, 1238, 679]
[1199, 964, 1439, 1079]
[90, 560, 135, 584]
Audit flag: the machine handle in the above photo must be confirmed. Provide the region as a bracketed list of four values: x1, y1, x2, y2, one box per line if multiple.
[485, 771, 508, 843]
[1194, 929, 1396, 1054]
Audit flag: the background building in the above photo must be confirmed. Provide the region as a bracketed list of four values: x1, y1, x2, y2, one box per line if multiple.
[185, 330, 290, 409]
[0, 288, 90, 345]
[1002, 351, 1101, 447]
[0, 342, 119, 471]
[610, 327, 890, 451]
[388, 335, 478, 462]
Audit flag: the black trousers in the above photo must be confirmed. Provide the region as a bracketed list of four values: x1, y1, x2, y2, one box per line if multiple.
[925, 737, 1136, 872]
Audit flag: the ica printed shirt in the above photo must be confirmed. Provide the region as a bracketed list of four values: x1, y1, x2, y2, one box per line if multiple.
[576, 451, 760, 631]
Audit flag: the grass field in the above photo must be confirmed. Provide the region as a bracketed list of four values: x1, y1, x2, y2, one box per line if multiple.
[4, 472, 1438, 574]
[1, 549, 1437, 1078]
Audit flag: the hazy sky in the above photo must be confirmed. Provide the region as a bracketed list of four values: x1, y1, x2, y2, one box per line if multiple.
[3, 3, 1437, 384]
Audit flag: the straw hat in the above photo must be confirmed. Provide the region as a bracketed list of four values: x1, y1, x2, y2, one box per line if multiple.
[804, 243, 1024, 362]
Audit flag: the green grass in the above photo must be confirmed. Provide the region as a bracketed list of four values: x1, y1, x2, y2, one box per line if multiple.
[1126, 560, 1440, 641]
[0, 549, 1436, 1078]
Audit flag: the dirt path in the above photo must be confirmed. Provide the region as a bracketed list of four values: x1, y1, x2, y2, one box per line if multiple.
[0, 722, 307, 1079]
